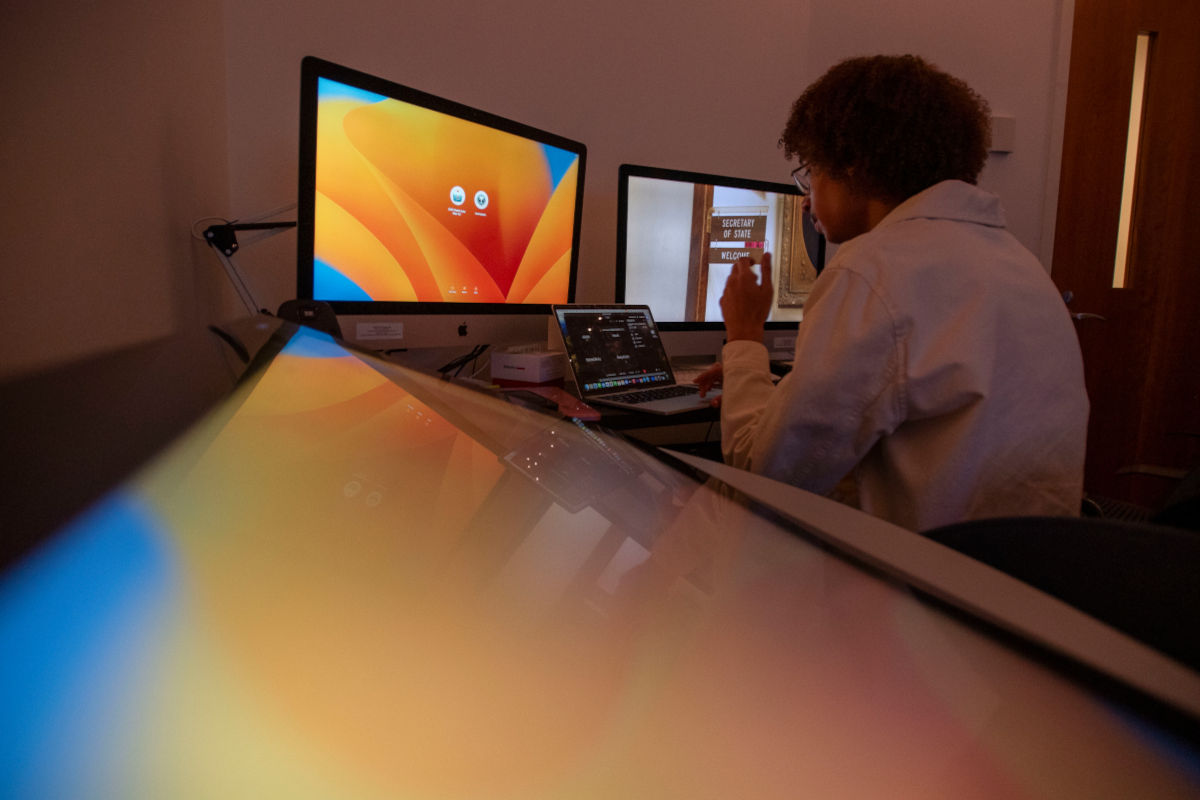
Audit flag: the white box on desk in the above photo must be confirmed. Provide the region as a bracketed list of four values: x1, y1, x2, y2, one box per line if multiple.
[490, 349, 565, 384]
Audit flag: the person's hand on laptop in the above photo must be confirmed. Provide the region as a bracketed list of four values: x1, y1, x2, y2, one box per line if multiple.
[695, 362, 723, 407]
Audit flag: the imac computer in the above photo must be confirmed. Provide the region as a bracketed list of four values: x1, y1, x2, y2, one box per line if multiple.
[296, 57, 587, 353]
[616, 164, 824, 357]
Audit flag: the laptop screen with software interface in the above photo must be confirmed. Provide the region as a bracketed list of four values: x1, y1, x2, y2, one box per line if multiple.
[554, 306, 676, 395]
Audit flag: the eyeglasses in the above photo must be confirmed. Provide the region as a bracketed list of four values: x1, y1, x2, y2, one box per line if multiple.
[791, 164, 811, 196]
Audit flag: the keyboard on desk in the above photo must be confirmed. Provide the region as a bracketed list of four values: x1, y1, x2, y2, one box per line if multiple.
[607, 384, 700, 404]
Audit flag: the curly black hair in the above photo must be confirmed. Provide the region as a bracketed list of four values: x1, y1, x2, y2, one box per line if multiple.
[780, 55, 991, 203]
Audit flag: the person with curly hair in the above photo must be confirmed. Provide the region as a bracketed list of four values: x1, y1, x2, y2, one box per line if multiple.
[699, 55, 1089, 531]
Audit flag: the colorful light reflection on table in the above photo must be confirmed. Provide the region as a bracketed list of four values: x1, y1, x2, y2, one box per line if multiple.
[2, 325, 1197, 798]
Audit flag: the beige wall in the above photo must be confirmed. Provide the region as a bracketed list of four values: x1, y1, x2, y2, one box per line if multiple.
[0, 0, 1072, 378]
[0, 0, 231, 378]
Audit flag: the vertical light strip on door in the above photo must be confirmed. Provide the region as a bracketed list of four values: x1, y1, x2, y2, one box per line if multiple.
[1113, 32, 1153, 289]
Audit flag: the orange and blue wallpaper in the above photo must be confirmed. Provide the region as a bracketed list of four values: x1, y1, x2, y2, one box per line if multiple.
[4, 327, 1199, 797]
[314, 78, 580, 304]
[0, 329, 514, 797]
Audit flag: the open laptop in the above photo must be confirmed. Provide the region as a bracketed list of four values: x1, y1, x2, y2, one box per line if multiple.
[551, 304, 720, 415]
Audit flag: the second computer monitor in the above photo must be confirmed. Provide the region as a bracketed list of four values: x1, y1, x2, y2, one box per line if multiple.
[616, 164, 823, 330]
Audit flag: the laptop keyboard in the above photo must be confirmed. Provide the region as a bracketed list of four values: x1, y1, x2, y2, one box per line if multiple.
[608, 384, 699, 404]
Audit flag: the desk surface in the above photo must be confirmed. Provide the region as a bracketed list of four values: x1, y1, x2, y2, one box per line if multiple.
[595, 402, 719, 430]
[4, 319, 1196, 797]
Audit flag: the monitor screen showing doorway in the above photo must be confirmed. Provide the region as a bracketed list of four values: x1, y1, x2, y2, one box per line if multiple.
[296, 57, 587, 349]
[615, 164, 823, 330]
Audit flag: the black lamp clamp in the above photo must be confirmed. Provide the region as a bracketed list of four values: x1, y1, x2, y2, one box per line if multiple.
[203, 221, 296, 257]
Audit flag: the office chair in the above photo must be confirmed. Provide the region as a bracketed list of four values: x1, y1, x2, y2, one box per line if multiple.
[1082, 455, 1200, 530]
[921, 515, 1200, 671]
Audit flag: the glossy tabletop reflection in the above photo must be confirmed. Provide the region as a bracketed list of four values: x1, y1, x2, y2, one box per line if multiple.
[1, 321, 1197, 798]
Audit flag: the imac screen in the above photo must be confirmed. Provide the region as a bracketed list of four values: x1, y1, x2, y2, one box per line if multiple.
[297, 57, 585, 316]
[616, 164, 823, 329]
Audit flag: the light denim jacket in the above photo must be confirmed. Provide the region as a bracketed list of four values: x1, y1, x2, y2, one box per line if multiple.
[720, 180, 1089, 531]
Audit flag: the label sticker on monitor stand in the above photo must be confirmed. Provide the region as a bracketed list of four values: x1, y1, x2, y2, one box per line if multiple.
[356, 322, 405, 341]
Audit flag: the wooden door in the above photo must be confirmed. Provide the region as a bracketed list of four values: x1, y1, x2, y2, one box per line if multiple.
[1051, 0, 1200, 507]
